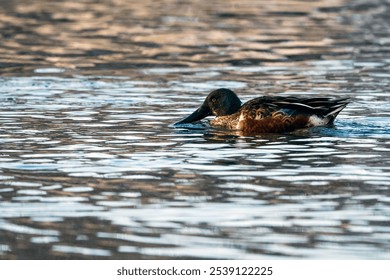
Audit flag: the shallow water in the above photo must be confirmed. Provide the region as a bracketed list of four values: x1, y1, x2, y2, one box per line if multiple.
[0, 0, 389, 259]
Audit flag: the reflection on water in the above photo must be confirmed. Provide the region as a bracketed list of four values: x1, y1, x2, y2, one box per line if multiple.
[1, 0, 390, 259]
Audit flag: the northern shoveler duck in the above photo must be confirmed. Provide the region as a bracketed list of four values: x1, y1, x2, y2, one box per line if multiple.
[175, 88, 349, 134]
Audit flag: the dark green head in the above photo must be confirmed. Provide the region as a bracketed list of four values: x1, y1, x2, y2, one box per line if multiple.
[175, 88, 242, 125]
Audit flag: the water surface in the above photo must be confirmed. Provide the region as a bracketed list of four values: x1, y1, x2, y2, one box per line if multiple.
[0, 0, 389, 259]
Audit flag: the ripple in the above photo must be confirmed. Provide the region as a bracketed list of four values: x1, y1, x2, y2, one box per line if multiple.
[31, 236, 60, 244]
[52, 245, 111, 257]
[0, 202, 104, 218]
[0, 221, 59, 236]
[34, 68, 66, 74]
[63, 186, 94, 193]
[17, 190, 47, 196]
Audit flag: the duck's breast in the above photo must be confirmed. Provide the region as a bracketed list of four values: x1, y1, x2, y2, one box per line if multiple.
[210, 113, 241, 130]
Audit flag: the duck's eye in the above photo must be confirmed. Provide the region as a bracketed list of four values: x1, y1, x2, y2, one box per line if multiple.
[211, 98, 217, 103]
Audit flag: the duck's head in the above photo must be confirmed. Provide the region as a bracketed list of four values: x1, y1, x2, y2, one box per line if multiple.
[175, 88, 242, 125]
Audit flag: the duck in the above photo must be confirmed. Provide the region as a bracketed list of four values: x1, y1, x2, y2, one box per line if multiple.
[175, 88, 349, 134]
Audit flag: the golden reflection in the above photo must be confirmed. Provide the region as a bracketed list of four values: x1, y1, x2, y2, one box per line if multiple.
[0, 0, 351, 75]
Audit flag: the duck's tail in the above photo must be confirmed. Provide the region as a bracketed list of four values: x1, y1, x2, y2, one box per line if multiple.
[323, 98, 350, 124]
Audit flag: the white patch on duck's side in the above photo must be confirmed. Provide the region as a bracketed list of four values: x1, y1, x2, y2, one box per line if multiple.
[308, 115, 327, 127]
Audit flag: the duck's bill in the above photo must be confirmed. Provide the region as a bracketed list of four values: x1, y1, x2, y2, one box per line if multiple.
[174, 105, 211, 125]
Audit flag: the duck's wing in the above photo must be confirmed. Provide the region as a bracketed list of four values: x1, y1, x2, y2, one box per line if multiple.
[241, 96, 349, 122]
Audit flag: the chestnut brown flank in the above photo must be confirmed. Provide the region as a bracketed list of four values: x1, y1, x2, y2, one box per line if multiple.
[240, 115, 309, 134]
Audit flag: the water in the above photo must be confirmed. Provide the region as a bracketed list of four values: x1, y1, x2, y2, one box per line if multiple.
[0, 0, 389, 259]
